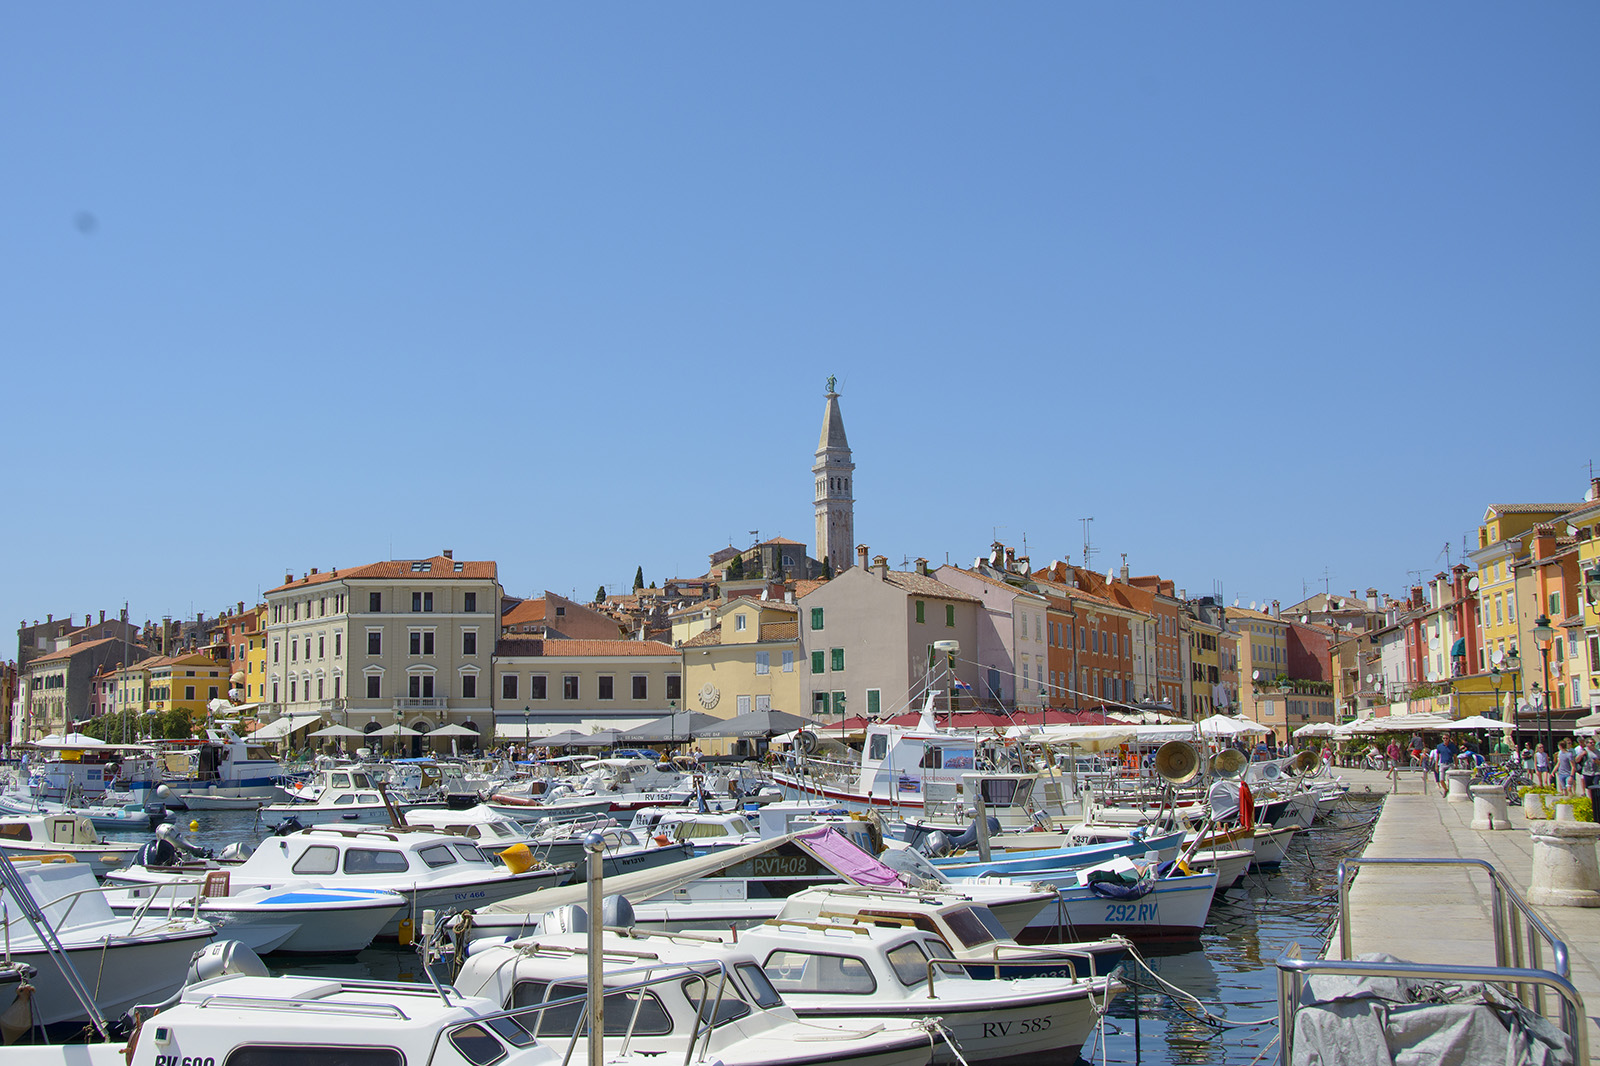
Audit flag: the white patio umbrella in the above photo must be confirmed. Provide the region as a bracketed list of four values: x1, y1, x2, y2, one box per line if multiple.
[309, 725, 366, 738]
[1436, 715, 1514, 731]
[31, 732, 106, 749]
[1292, 722, 1337, 739]
[1197, 714, 1271, 737]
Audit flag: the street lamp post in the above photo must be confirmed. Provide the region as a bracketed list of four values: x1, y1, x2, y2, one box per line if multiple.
[393, 707, 403, 758]
[1490, 666, 1503, 721]
[1533, 614, 1555, 752]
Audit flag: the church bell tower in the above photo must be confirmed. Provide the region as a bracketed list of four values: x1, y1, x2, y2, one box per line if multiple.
[813, 377, 855, 575]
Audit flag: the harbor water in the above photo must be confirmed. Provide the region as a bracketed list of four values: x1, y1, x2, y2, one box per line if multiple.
[114, 790, 1385, 1065]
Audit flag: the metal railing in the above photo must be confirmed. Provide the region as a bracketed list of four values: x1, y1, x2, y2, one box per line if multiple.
[1273, 855, 1587, 1064]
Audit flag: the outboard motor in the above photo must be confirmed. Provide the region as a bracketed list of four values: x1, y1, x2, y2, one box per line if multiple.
[915, 829, 953, 857]
[133, 835, 182, 868]
[273, 815, 305, 836]
[156, 822, 213, 860]
[945, 816, 1002, 852]
[218, 841, 255, 863]
[112, 940, 269, 1037]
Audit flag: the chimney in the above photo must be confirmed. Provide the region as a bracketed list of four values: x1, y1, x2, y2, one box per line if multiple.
[1532, 524, 1557, 561]
[310, 567, 319, 576]
[1366, 588, 1378, 612]
[100, 610, 106, 624]
[857, 545, 869, 570]
[1005, 547, 1016, 569]
[1179, 588, 1187, 602]
[238, 602, 245, 614]
[46, 614, 52, 623]
[1590, 477, 1600, 502]
[1270, 599, 1281, 619]
[443, 549, 453, 560]
[874, 555, 889, 580]
[285, 573, 293, 585]
[1120, 554, 1130, 582]
[915, 558, 929, 576]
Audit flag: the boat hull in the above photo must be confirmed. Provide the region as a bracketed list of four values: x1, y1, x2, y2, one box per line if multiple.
[1017, 871, 1219, 943]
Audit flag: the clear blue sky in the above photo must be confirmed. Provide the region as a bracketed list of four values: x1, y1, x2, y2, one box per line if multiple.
[4, 4, 1596, 649]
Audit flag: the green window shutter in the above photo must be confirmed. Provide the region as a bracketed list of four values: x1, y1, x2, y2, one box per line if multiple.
[811, 608, 824, 631]
[945, 604, 955, 627]
[831, 647, 845, 672]
[811, 650, 825, 673]
[915, 601, 925, 623]
[867, 689, 880, 715]
[833, 691, 846, 714]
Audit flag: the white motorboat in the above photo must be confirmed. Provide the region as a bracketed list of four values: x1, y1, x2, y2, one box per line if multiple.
[403, 803, 540, 849]
[0, 791, 167, 832]
[520, 818, 696, 878]
[105, 823, 574, 939]
[0, 813, 148, 878]
[453, 916, 941, 1066]
[4, 940, 734, 1066]
[0, 857, 215, 1029]
[103, 875, 406, 954]
[731, 916, 1118, 1064]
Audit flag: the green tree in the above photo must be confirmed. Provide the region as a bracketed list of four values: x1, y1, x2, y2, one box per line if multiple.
[595, 584, 607, 604]
[633, 566, 645, 591]
[728, 555, 745, 580]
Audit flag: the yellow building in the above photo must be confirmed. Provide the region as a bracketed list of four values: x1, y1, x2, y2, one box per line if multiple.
[1226, 605, 1291, 740]
[680, 596, 804, 754]
[143, 652, 231, 730]
[1574, 495, 1600, 713]
[1469, 502, 1582, 708]
[245, 605, 270, 703]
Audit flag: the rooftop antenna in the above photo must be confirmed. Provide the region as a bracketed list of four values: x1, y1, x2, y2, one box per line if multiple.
[1080, 517, 1096, 569]
[1322, 567, 1331, 597]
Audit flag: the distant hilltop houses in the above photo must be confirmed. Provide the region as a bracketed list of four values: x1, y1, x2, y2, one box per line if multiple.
[8, 388, 1600, 751]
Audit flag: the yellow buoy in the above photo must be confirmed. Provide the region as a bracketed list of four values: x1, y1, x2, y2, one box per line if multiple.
[189, 820, 200, 831]
[498, 843, 534, 874]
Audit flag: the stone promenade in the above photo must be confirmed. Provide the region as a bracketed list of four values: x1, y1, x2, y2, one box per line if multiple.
[1329, 764, 1600, 1053]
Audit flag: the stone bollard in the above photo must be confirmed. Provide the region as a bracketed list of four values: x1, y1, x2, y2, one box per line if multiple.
[1524, 792, 1550, 820]
[1471, 784, 1511, 830]
[1528, 820, 1600, 906]
[1445, 768, 1474, 802]
[1556, 802, 1577, 823]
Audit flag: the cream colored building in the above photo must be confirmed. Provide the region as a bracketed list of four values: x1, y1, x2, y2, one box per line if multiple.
[491, 638, 682, 739]
[681, 596, 804, 743]
[262, 552, 502, 751]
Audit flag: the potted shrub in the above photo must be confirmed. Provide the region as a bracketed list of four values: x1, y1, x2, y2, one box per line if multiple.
[1521, 786, 1555, 820]
[1554, 795, 1593, 823]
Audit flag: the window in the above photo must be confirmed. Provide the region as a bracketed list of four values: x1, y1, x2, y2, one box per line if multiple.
[344, 849, 411, 875]
[367, 675, 380, 698]
[756, 651, 770, 675]
[632, 675, 647, 700]
[502, 674, 518, 700]
[945, 605, 955, 627]
[737, 694, 751, 714]
[763, 950, 875, 994]
[735, 613, 748, 632]
[1550, 592, 1561, 617]
[412, 592, 434, 612]
[463, 631, 477, 655]
[291, 845, 339, 876]
[418, 844, 457, 869]
[335, 632, 342, 656]
[832, 691, 846, 714]
[915, 601, 925, 623]
[185, 685, 195, 701]
[666, 674, 681, 700]
[886, 942, 935, 986]
[290, 639, 298, 662]
[367, 631, 381, 655]
[782, 650, 794, 673]
[464, 592, 477, 613]
[810, 608, 824, 630]
[811, 651, 825, 673]
[318, 636, 325, 658]
[461, 673, 476, 699]
[273, 640, 280, 664]
[333, 676, 341, 699]
[530, 675, 547, 700]
[563, 676, 579, 700]
[867, 689, 880, 716]
[598, 676, 614, 700]
[831, 648, 845, 671]
[369, 592, 382, 612]
[408, 674, 434, 699]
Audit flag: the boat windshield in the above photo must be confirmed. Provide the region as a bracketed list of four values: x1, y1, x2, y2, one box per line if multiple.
[943, 906, 1009, 948]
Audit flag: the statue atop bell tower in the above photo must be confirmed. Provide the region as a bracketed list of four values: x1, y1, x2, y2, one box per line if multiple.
[813, 378, 855, 576]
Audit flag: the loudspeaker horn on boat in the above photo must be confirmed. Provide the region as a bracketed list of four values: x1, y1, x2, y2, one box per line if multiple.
[1154, 740, 1202, 785]
[1209, 747, 1248, 779]
[1287, 749, 1319, 776]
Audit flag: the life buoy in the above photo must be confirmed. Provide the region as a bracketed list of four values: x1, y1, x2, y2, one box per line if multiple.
[1239, 781, 1255, 830]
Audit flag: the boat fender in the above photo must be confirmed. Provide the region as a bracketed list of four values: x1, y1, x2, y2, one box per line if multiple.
[1239, 782, 1255, 831]
[653, 834, 671, 846]
[498, 843, 535, 874]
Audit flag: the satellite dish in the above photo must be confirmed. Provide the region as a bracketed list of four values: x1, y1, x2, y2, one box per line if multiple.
[1252, 670, 1263, 681]
[1467, 576, 1479, 592]
[1233, 599, 1240, 607]
[1365, 673, 1374, 684]
[1250, 601, 1258, 611]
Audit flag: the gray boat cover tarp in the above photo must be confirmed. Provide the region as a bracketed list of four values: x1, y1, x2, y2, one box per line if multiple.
[1290, 954, 1574, 1066]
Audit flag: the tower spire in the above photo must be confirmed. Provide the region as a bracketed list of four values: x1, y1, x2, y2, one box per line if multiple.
[813, 377, 855, 576]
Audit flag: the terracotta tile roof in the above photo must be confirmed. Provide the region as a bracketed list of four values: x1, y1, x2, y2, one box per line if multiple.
[682, 626, 722, 647]
[792, 580, 827, 599]
[500, 599, 548, 628]
[267, 555, 497, 593]
[495, 638, 679, 658]
[1486, 503, 1585, 516]
[881, 572, 983, 603]
[28, 636, 123, 664]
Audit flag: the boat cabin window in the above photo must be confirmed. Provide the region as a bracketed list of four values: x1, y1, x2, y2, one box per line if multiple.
[734, 963, 785, 1010]
[681, 974, 752, 1026]
[344, 848, 411, 874]
[868, 735, 888, 761]
[331, 772, 353, 788]
[942, 906, 1008, 948]
[448, 1023, 510, 1066]
[886, 941, 933, 986]
[762, 950, 876, 994]
[290, 845, 339, 876]
[512, 980, 673, 1036]
[226, 1047, 402, 1066]
[419, 844, 458, 869]
[453, 843, 488, 863]
[0, 824, 32, 841]
[976, 778, 1030, 806]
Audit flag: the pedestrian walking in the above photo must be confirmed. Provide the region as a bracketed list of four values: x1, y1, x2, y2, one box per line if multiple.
[1534, 743, 1550, 787]
[1555, 739, 1576, 796]
[1386, 738, 1402, 770]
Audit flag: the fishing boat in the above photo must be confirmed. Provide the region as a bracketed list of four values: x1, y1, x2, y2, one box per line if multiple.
[105, 823, 575, 939]
[0, 856, 216, 1030]
[728, 916, 1118, 1064]
[0, 813, 149, 878]
[103, 875, 406, 954]
[453, 912, 946, 1066]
